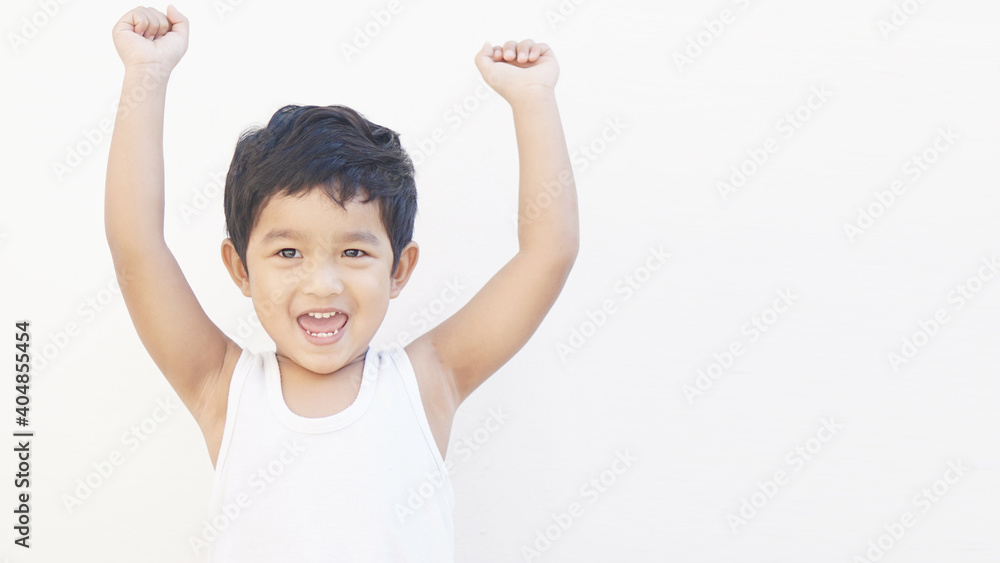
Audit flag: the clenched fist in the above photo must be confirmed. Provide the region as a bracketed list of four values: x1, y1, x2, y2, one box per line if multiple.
[112, 5, 189, 72]
[474, 40, 559, 105]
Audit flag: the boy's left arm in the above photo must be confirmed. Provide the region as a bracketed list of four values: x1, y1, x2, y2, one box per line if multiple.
[407, 40, 579, 408]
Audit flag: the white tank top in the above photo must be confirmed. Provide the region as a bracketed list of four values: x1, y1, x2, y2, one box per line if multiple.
[203, 343, 455, 562]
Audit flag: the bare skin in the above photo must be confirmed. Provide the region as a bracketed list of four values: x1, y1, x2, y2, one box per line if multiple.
[106, 5, 578, 470]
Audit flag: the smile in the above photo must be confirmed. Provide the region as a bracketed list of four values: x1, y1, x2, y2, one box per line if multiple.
[297, 311, 349, 345]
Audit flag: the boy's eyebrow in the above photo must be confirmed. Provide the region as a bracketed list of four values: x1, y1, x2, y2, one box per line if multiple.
[260, 228, 301, 244]
[339, 230, 383, 246]
[260, 228, 383, 246]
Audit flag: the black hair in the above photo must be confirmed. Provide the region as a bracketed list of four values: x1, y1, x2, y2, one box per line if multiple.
[223, 104, 416, 276]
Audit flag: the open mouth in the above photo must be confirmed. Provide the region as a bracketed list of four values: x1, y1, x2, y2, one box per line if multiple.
[297, 311, 349, 341]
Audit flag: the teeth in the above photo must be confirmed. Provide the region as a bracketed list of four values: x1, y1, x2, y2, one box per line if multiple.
[305, 329, 339, 337]
[308, 311, 341, 319]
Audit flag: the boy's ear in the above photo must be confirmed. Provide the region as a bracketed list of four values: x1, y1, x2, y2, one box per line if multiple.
[221, 238, 252, 297]
[389, 241, 419, 299]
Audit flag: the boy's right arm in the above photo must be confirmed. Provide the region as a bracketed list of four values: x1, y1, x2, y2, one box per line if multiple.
[105, 6, 238, 438]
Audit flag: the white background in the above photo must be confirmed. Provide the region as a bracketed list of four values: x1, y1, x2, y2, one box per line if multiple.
[1, 0, 998, 561]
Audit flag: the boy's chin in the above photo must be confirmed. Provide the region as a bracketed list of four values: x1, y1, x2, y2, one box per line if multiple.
[286, 337, 369, 373]
[287, 350, 349, 375]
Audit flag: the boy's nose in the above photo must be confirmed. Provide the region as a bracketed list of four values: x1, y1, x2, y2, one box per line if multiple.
[300, 258, 345, 297]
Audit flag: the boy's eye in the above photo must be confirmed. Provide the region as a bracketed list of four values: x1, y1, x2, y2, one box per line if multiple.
[278, 249, 366, 259]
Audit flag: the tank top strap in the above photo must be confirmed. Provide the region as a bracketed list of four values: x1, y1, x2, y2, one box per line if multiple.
[382, 343, 453, 498]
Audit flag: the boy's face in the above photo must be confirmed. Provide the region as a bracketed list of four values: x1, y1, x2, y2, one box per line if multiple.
[222, 186, 417, 376]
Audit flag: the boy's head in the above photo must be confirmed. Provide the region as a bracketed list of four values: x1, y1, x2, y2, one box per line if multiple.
[220, 105, 420, 374]
[223, 104, 417, 277]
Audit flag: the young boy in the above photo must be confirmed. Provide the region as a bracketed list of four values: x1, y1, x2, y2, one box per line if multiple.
[106, 5, 578, 561]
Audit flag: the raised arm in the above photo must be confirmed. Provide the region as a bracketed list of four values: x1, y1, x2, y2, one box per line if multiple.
[105, 6, 236, 424]
[407, 40, 579, 406]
